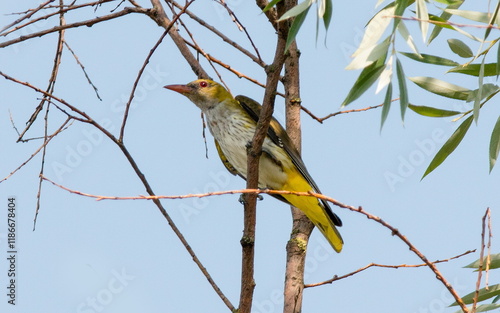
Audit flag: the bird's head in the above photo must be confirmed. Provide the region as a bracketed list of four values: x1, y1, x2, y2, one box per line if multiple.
[164, 79, 234, 111]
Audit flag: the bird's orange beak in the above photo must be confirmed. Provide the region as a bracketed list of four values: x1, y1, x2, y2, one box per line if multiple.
[164, 84, 192, 94]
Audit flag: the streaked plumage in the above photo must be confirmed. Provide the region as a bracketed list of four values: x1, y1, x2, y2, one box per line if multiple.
[164, 79, 343, 252]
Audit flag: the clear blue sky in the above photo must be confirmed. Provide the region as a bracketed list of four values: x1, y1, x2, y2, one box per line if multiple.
[1, 1, 499, 313]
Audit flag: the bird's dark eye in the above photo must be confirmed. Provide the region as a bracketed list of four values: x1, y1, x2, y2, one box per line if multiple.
[199, 81, 208, 88]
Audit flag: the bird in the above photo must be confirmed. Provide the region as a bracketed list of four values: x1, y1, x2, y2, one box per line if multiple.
[164, 79, 343, 252]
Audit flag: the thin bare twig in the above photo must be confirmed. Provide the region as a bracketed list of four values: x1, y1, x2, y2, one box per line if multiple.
[1, 70, 234, 312]
[123, 0, 192, 137]
[0, 7, 150, 48]
[128, 0, 141, 8]
[0, 73, 98, 124]
[110, 0, 126, 12]
[34, 0, 67, 230]
[255, 0, 278, 30]
[119, 0, 194, 142]
[301, 99, 400, 123]
[63, 41, 102, 101]
[169, 7, 228, 90]
[486, 208, 492, 285]
[183, 40, 247, 84]
[37, 180, 469, 312]
[201, 112, 209, 159]
[0, 0, 116, 37]
[149, 0, 209, 79]
[170, 1, 266, 68]
[391, 15, 500, 30]
[8, 110, 21, 137]
[215, 0, 263, 62]
[182, 39, 285, 97]
[305, 249, 476, 288]
[119, 28, 169, 141]
[472, 208, 492, 313]
[303, 103, 384, 123]
[0, 0, 55, 34]
[1, 118, 72, 184]
[17, 37, 69, 141]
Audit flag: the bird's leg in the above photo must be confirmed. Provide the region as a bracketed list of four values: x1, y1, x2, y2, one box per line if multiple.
[238, 194, 246, 205]
[238, 193, 263, 204]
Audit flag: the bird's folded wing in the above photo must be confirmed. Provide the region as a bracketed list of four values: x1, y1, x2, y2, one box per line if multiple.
[235, 95, 342, 227]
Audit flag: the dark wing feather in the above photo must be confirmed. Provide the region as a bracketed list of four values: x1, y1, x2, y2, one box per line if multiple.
[235, 95, 342, 227]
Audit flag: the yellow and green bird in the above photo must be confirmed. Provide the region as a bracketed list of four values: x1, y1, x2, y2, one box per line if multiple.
[164, 79, 343, 252]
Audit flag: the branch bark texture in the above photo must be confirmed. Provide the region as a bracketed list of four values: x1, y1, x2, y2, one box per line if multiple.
[239, 1, 290, 312]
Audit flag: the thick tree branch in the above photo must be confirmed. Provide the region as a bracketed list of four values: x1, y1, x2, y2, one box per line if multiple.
[182, 39, 274, 92]
[171, 1, 266, 68]
[282, 31, 312, 313]
[149, 0, 209, 79]
[255, 0, 278, 30]
[238, 2, 288, 312]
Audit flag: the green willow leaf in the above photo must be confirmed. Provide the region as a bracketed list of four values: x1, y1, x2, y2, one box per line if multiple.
[428, 13, 456, 30]
[397, 22, 420, 56]
[490, 116, 500, 172]
[497, 42, 500, 79]
[430, 12, 481, 42]
[422, 115, 473, 178]
[447, 38, 473, 58]
[433, 0, 462, 4]
[448, 63, 500, 76]
[323, 0, 333, 30]
[475, 304, 500, 312]
[408, 104, 461, 117]
[396, 58, 409, 120]
[341, 63, 385, 107]
[485, 0, 500, 40]
[285, 7, 310, 52]
[473, 58, 485, 123]
[376, 55, 393, 93]
[263, 0, 282, 12]
[353, 3, 395, 58]
[464, 253, 500, 270]
[428, 1, 463, 44]
[346, 36, 390, 70]
[380, 82, 393, 131]
[278, 0, 312, 21]
[453, 304, 500, 313]
[400, 52, 459, 66]
[445, 9, 500, 24]
[393, 0, 410, 30]
[409, 76, 472, 100]
[416, 0, 429, 41]
[451, 284, 500, 306]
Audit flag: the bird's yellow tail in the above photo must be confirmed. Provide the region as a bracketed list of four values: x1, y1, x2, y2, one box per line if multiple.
[281, 192, 343, 252]
[280, 170, 343, 252]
